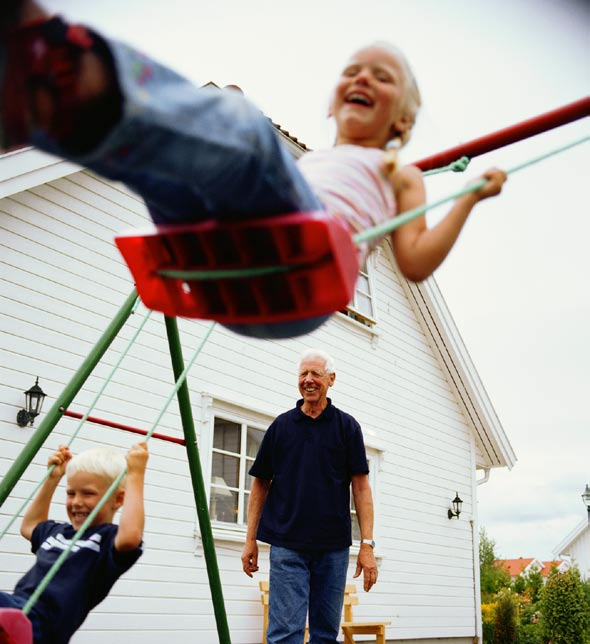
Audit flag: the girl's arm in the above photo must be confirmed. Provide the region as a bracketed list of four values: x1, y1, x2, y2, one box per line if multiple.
[21, 445, 72, 541]
[390, 165, 507, 282]
[114, 442, 148, 552]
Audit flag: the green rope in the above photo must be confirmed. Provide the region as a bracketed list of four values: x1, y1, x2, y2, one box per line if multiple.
[423, 155, 471, 176]
[22, 321, 216, 616]
[0, 298, 148, 544]
[159, 264, 291, 280]
[354, 135, 589, 245]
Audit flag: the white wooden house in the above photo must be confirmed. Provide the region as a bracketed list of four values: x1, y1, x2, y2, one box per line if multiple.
[0, 138, 515, 643]
[554, 520, 590, 581]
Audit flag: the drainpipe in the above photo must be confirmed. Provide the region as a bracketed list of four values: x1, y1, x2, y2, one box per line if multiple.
[477, 468, 491, 486]
[470, 432, 493, 643]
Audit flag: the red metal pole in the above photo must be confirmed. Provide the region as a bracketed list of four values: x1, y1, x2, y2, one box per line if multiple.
[413, 97, 590, 171]
[63, 410, 186, 445]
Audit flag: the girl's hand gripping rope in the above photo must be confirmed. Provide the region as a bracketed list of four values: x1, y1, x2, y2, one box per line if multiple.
[469, 167, 508, 201]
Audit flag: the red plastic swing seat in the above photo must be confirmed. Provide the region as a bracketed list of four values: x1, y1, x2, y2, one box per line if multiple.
[0, 609, 33, 644]
[115, 211, 360, 324]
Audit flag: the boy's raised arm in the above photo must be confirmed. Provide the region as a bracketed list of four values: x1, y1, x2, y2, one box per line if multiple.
[21, 445, 72, 541]
[114, 442, 148, 552]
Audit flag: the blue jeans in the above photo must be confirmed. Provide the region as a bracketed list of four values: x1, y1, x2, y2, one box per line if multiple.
[268, 546, 349, 644]
[35, 36, 322, 225]
[32, 33, 329, 339]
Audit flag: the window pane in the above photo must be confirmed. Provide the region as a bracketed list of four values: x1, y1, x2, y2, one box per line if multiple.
[356, 273, 370, 293]
[357, 292, 373, 316]
[210, 487, 238, 523]
[213, 418, 240, 453]
[246, 426, 265, 458]
[212, 452, 239, 488]
[209, 413, 271, 529]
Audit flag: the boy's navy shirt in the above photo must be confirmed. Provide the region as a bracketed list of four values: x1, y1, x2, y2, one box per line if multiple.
[249, 398, 369, 550]
[14, 520, 142, 644]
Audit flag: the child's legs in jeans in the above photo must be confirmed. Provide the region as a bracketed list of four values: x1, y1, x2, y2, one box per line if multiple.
[7, 18, 331, 337]
[33, 34, 322, 224]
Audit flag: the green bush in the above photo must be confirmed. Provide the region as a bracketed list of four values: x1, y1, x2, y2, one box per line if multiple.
[540, 567, 590, 644]
[515, 599, 543, 644]
[524, 570, 544, 604]
[480, 528, 511, 600]
[483, 619, 495, 644]
[517, 621, 544, 644]
[495, 590, 518, 644]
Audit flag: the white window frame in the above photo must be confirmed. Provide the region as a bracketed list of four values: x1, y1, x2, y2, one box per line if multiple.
[195, 395, 273, 547]
[209, 415, 265, 528]
[339, 253, 378, 331]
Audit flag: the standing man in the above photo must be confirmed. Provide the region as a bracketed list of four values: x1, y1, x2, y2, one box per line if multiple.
[241, 348, 378, 643]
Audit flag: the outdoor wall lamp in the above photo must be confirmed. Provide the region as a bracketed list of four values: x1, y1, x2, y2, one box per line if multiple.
[448, 492, 463, 519]
[582, 484, 590, 524]
[16, 377, 47, 427]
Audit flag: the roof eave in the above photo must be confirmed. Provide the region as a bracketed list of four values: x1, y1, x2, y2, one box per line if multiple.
[0, 146, 80, 199]
[404, 274, 517, 470]
[553, 519, 588, 556]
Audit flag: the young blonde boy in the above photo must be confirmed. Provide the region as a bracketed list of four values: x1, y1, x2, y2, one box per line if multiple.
[0, 442, 148, 644]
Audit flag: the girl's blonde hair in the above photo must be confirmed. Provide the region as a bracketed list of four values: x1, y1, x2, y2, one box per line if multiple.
[378, 42, 422, 145]
[67, 447, 127, 488]
[367, 41, 422, 175]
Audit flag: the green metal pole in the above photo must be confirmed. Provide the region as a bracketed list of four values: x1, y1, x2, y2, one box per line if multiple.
[164, 317, 231, 644]
[0, 289, 139, 507]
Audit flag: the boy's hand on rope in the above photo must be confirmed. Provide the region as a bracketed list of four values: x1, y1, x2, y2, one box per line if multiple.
[126, 442, 149, 475]
[470, 167, 507, 201]
[48, 445, 72, 479]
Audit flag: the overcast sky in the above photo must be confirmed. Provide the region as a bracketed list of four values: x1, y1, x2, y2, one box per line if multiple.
[43, 0, 590, 561]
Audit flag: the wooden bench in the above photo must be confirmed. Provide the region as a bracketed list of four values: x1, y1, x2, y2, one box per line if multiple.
[259, 581, 390, 644]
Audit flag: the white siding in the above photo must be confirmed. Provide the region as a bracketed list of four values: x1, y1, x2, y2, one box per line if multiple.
[556, 522, 590, 581]
[0, 162, 497, 643]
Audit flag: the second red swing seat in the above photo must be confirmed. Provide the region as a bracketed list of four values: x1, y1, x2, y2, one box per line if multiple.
[0, 609, 33, 644]
[115, 211, 360, 324]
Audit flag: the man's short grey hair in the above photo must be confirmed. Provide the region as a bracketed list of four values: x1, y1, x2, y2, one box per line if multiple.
[298, 349, 335, 374]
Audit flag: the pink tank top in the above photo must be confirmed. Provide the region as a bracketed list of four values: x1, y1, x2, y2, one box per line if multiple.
[297, 145, 397, 261]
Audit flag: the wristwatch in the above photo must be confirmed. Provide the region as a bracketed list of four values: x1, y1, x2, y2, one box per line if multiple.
[360, 539, 375, 548]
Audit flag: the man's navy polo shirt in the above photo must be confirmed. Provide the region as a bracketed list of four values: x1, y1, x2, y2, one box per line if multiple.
[249, 398, 369, 551]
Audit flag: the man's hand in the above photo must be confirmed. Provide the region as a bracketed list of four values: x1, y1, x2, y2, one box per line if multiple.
[241, 539, 259, 578]
[353, 544, 378, 592]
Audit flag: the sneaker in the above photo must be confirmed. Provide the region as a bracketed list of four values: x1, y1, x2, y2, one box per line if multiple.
[0, 16, 98, 150]
[0, 0, 25, 34]
[0, 0, 24, 147]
